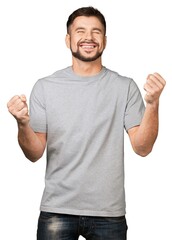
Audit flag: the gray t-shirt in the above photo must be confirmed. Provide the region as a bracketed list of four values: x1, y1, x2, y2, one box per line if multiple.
[30, 66, 145, 217]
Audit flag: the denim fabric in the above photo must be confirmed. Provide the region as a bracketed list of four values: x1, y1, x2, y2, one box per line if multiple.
[37, 212, 128, 240]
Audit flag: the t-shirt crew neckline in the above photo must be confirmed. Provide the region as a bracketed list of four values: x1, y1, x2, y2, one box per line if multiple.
[65, 66, 107, 82]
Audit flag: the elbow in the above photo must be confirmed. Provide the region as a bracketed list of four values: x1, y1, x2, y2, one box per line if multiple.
[137, 150, 151, 157]
[27, 156, 40, 163]
[24, 152, 43, 163]
[29, 158, 40, 163]
[134, 146, 153, 157]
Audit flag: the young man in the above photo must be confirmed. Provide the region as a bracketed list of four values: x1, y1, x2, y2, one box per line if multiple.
[7, 6, 166, 240]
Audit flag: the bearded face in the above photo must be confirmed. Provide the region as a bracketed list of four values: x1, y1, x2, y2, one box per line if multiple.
[66, 16, 106, 62]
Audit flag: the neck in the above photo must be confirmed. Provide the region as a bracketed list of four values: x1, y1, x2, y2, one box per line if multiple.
[72, 58, 103, 76]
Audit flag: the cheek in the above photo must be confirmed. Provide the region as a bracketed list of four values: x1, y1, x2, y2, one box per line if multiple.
[95, 36, 106, 48]
[70, 36, 80, 49]
[101, 39, 106, 50]
[99, 40, 106, 50]
[70, 42, 78, 51]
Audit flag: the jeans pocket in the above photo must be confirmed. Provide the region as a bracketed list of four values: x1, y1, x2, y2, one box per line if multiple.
[105, 216, 126, 223]
[39, 211, 57, 221]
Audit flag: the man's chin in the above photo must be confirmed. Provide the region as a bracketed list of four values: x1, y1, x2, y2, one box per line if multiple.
[71, 50, 103, 62]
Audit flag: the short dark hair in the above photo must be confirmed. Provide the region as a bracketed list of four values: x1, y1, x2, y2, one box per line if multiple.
[66, 6, 106, 35]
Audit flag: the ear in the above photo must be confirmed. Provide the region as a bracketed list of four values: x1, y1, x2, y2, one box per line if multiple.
[65, 34, 70, 48]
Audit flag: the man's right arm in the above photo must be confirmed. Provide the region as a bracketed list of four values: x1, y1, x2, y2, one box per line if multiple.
[7, 95, 46, 162]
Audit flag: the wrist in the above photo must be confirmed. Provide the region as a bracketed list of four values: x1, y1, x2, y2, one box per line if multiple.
[17, 119, 30, 129]
[146, 100, 159, 110]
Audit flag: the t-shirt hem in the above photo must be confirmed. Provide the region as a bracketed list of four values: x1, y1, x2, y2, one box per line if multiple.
[125, 120, 142, 132]
[29, 124, 47, 133]
[40, 206, 126, 217]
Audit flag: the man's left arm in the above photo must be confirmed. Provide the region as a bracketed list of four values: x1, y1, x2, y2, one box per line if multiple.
[128, 73, 166, 157]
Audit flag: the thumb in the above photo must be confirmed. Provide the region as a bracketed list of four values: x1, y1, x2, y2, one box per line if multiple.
[20, 94, 27, 102]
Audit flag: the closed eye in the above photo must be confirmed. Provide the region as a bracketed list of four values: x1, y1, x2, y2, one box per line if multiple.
[77, 30, 85, 33]
[93, 31, 101, 34]
[92, 28, 102, 34]
[76, 28, 85, 34]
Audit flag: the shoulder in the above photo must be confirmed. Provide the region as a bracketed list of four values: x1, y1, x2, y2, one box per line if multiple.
[105, 67, 134, 87]
[32, 67, 71, 89]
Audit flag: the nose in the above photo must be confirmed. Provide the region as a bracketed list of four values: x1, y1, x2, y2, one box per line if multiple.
[84, 31, 93, 41]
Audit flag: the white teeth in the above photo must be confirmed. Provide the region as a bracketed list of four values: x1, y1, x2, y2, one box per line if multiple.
[82, 46, 94, 49]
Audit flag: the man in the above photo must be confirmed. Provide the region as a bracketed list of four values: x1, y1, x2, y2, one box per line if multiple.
[7, 6, 165, 240]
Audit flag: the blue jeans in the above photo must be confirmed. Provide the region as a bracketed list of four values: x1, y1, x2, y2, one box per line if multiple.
[37, 211, 128, 240]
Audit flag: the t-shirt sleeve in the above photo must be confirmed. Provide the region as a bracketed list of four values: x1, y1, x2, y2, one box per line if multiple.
[124, 79, 145, 132]
[29, 80, 47, 133]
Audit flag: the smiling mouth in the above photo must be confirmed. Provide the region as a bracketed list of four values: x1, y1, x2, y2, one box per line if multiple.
[79, 42, 97, 49]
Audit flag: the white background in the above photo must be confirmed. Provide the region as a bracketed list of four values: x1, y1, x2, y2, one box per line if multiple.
[0, 0, 172, 239]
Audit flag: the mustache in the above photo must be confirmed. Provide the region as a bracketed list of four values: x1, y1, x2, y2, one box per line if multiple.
[77, 40, 98, 46]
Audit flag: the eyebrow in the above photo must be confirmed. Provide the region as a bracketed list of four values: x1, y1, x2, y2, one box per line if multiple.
[75, 27, 85, 31]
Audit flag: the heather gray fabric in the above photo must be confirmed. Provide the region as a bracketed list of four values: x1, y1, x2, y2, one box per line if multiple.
[29, 66, 145, 217]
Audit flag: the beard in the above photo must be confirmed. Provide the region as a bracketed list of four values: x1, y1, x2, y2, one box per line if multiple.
[71, 49, 103, 62]
[70, 42, 104, 62]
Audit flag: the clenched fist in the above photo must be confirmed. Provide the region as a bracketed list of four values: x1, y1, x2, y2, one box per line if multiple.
[144, 73, 166, 105]
[7, 95, 29, 125]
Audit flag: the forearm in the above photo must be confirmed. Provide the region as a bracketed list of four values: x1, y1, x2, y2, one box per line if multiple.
[18, 123, 45, 162]
[133, 102, 159, 156]
[129, 71, 166, 157]
[7, 95, 46, 161]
